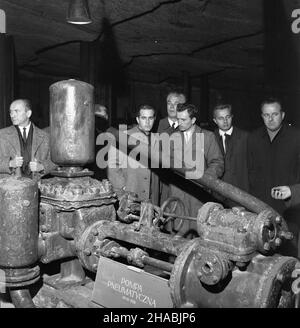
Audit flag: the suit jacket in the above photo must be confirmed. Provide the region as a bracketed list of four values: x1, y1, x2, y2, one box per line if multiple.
[157, 117, 176, 135]
[214, 127, 249, 192]
[167, 125, 224, 236]
[107, 126, 160, 205]
[171, 125, 224, 179]
[0, 124, 56, 179]
[157, 117, 177, 204]
[289, 184, 300, 208]
[279, 184, 300, 257]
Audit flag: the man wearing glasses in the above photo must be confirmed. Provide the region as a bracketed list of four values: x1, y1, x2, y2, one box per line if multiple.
[213, 104, 249, 196]
[247, 97, 300, 220]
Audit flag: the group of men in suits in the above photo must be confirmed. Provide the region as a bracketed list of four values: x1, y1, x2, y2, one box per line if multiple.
[4, 96, 298, 255]
[106, 91, 300, 252]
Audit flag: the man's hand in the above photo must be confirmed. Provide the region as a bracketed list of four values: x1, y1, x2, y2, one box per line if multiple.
[29, 160, 44, 172]
[271, 186, 291, 200]
[9, 156, 23, 168]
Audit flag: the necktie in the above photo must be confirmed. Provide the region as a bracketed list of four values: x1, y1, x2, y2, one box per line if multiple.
[224, 133, 230, 153]
[22, 127, 27, 141]
[172, 122, 176, 130]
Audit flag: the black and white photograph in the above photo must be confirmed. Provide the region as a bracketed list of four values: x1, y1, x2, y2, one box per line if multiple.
[0, 0, 300, 317]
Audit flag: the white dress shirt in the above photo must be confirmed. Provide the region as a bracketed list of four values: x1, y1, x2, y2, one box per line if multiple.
[183, 125, 195, 143]
[168, 117, 178, 129]
[219, 126, 233, 153]
[19, 122, 31, 139]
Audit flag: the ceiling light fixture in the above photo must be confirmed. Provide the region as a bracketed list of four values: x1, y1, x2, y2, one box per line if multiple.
[67, 0, 92, 25]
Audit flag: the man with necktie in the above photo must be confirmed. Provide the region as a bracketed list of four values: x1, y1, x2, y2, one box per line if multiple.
[157, 91, 186, 135]
[167, 103, 224, 237]
[157, 91, 186, 204]
[0, 99, 56, 179]
[213, 104, 249, 194]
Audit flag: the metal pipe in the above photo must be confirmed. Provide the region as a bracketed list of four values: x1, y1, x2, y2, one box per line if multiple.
[106, 127, 280, 216]
[111, 245, 174, 272]
[142, 255, 173, 272]
[9, 288, 35, 308]
[163, 212, 196, 221]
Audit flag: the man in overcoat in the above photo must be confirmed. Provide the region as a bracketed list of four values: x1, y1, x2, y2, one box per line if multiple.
[0, 99, 55, 179]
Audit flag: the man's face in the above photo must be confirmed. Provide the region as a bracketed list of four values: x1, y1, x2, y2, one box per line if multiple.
[213, 108, 233, 132]
[136, 109, 155, 134]
[261, 102, 285, 132]
[167, 94, 185, 120]
[177, 109, 196, 132]
[9, 100, 31, 127]
[95, 105, 108, 120]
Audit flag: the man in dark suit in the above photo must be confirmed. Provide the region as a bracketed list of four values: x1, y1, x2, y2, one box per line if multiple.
[248, 97, 300, 257]
[157, 91, 186, 135]
[247, 97, 300, 214]
[213, 104, 249, 195]
[157, 91, 186, 204]
[0, 99, 56, 179]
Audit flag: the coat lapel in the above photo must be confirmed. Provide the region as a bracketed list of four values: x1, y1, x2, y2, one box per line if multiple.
[214, 129, 225, 156]
[31, 124, 45, 160]
[162, 117, 172, 131]
[226, 128, 235, 159]
[6, 126, 21, 155]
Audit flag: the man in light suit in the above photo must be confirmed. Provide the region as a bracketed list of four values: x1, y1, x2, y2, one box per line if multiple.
[213, 104, 249, 195]
[168, 103, 224, 236]
[0, 99, 55, 179]
[107, 104, 160, 205]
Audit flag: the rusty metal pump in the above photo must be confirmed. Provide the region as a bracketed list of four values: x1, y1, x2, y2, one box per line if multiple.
[0, 79, 299, 308]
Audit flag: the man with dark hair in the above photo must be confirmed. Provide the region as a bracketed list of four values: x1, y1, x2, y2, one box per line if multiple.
[213, 104, 249, 193]
[174, 103, 224, 179]
[107, 104, 160, 204]
[0, 99, 55, 179]
[166, 103, 224, 236]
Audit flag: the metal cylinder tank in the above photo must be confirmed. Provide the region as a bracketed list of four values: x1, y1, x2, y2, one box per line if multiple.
[0, 177, 38, 267]
[50, 79, 95, 166]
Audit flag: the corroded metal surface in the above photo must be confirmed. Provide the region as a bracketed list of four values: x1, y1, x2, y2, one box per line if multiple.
[169, 238, 298, 308]
[77, 219, 187, 265]
[0, 177, 40, 295]
[49, 79, 94, 166]
[38, 174, 116, 265]
[39, 177, 115, 202]
[38, 201, 116, 264]
[196, 202, 293, 261]
[0, 177, 38, 268]
[9, 289, 35, 308]
[1, 111, 298, 308]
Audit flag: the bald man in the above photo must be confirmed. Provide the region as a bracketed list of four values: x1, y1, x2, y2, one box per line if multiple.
[0, 99, 55, 179]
